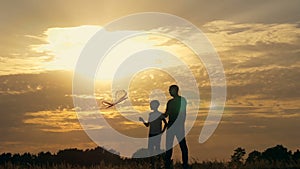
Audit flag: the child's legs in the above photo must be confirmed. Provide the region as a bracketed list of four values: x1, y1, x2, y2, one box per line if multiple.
[148, 135, 157, 169]
[149, 134, 162, 155]
[148, 136, 155, 156]
[153, 134, 162, 152]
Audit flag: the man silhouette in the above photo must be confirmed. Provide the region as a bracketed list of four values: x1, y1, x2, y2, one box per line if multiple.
[164, 85, 189, 169]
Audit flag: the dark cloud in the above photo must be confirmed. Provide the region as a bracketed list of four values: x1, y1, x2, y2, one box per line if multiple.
[0, 71, 81, 149]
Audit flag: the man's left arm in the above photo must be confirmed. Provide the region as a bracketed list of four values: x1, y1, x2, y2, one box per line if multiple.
[164, 100, 170, 118]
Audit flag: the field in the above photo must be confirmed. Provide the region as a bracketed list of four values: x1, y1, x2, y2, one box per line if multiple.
[1, 145, 300, 169]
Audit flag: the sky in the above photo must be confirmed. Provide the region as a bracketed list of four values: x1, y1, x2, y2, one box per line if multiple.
[0, 0, 300, 161]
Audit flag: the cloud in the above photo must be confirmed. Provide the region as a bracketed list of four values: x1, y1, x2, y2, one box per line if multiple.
[0, 71, 99, 153]
[23, 110, 82, 132]
[0, 55, 47, 76]
[147, 21, 299, 99]
[0, 71, 73, 134]
[203, 21, 300, 50]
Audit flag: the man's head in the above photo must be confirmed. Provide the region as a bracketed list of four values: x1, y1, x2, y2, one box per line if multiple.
[150, 100, 160, 110]
[169, 85, 179, 97]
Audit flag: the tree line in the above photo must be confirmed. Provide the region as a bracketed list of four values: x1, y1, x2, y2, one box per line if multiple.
[228, 145, 300, 169]
[0, 145, 300, 169]
[0, 147, 129, 167]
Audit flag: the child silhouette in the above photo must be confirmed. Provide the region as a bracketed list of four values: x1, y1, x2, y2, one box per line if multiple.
[139, 100, 167, 168]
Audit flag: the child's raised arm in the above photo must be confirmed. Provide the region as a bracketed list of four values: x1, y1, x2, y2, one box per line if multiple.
[138, 117, 149, 127]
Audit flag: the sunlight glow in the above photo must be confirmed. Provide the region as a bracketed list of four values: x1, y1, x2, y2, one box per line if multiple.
[30, 25, 200, 81]
[32, 25, 102, 70]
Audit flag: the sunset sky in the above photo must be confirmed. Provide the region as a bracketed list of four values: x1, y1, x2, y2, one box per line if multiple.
[0, 0, 300, 161]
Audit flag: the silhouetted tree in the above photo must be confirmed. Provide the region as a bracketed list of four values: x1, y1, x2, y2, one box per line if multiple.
[231, 147, 246, 163]
[11, 153, 21, 165]
[83, 146, 122, 166]
[0, 153, 11, 165]
[293, 149, 300, 163]
[20, 153, 33, 166]
[229, 147, 246, 168]
[261, 145, 292, 163]
[57, 148, 85, 165]
[246, 150, 262, 164]
[37, 151, 54, 165]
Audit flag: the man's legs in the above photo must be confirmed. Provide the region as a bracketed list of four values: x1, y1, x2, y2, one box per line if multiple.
[179, 138, 188, 168]
[175, 127, 189, 168]
[165, 130, 174, 169]
[165, 149, 173, 169]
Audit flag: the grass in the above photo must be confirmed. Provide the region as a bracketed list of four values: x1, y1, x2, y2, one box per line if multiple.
[2, 161, 300, 169]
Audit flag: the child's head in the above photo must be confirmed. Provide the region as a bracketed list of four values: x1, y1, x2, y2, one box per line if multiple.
[150, 100, 160, 110]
